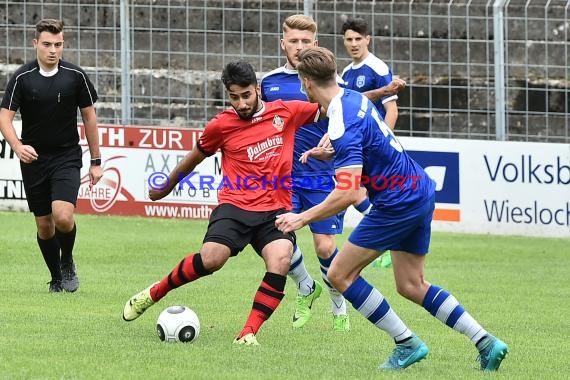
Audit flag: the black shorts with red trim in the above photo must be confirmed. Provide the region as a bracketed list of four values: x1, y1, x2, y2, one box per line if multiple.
[203, 203, 296, 256]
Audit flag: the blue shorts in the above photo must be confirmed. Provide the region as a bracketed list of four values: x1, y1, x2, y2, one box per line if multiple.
[349, 194, 435, 255]
[292, 189, 344, 235]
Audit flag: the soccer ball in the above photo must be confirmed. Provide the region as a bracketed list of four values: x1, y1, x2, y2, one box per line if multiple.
[156, 305, 200, 343]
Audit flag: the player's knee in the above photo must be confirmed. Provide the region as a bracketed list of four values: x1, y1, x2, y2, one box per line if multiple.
[326, 265, 347, 292]
[35, 218, 55, 238]
[395, 283, 412, 300]
[314, 245, 334, 259]
[199, 245, 231, 272]
[266, 251, 291, 276]
[52, 213, 74, 231]
[395, 280, 425, 303]
[200, 256, 225, 272]
[313, 236, 336, 259]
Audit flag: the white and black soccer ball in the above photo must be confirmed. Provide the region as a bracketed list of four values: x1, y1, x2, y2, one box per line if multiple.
[156, 305, 200, 343]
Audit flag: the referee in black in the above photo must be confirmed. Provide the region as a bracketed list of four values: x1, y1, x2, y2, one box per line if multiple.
[0, 19, 102, 292]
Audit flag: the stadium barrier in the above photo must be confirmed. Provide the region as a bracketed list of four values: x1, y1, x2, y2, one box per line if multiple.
[1, 123, 568, 238]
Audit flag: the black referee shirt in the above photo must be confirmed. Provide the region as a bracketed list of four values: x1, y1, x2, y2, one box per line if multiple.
[0, 59, 98, 153]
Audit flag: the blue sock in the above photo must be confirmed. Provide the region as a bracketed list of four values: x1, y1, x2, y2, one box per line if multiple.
[422, 284, 487, 343]
[317, 248, 337, 289]
[422, 285, 465, 328]
[343, 277, 389, 322]
[318, 249, 346, 315]
[343, 276, 411, 339]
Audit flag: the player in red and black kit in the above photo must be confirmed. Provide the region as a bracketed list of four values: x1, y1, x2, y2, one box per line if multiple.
[0, 19, 102, 293]
[122, 60, 320, 345]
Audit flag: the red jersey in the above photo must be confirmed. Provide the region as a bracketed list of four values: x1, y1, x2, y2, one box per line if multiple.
[198, 99, 319, 211]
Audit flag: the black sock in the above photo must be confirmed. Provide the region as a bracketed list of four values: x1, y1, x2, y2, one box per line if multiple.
[395, 336, 413, 344]
[475, 335, 489, 350]
[37, 234, 62, 281]
[56, 224, 76, 264]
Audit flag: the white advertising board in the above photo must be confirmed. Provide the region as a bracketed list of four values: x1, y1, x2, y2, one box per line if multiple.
[345, 137, 570, 238]
[0, 124, 221, 218]
[0, 121, 27, 211]
[1, 124, 568, 238]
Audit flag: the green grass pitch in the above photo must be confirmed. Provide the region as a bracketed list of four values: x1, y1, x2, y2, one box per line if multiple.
[0, 211, 569, 379]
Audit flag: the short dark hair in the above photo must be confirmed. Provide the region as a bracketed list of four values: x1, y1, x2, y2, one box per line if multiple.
[35, 19, 64, 38]
[341, 17, 369, 36]
[220, 60, 258, 90]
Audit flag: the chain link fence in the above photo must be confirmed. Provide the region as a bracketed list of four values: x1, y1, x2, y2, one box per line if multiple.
[1, 0, 568, 142]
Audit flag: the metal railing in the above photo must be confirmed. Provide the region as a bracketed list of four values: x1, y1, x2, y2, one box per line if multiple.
[0, 0, 568, 142]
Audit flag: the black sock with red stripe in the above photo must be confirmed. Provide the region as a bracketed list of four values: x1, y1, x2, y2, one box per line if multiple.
[150, 253, 211, 301]
[237, 272, 286, 338]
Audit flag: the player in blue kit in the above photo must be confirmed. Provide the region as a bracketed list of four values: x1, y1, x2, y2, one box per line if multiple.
[341, 16, 400, 268]
[261, 14, 405, 331]
[276, 46, 508, 371]
[341, 16, 398, 129]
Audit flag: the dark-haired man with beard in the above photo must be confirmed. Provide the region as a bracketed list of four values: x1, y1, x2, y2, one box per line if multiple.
[123, 60, 320, 346]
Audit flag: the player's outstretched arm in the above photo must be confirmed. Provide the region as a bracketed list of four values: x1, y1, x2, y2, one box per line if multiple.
[299, 146, 335, 163]
[148, 146, 206, 201]
[362, 78, 406, 103]
[382, 100, 398, 130]
[299, 132, 334, 163]
[277, 167, 363, 233]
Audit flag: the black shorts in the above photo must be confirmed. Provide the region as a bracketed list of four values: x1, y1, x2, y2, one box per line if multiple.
[20, 145, 82, 216]
[203, 203, 296, 256]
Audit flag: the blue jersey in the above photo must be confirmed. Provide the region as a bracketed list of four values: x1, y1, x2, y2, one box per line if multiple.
[328, 88, 435, 211]
[261, 66, 334, 190]
[341, 53, 396, 119]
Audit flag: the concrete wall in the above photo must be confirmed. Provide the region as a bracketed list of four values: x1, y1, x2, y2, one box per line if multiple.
[0, 1, 568, 140]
